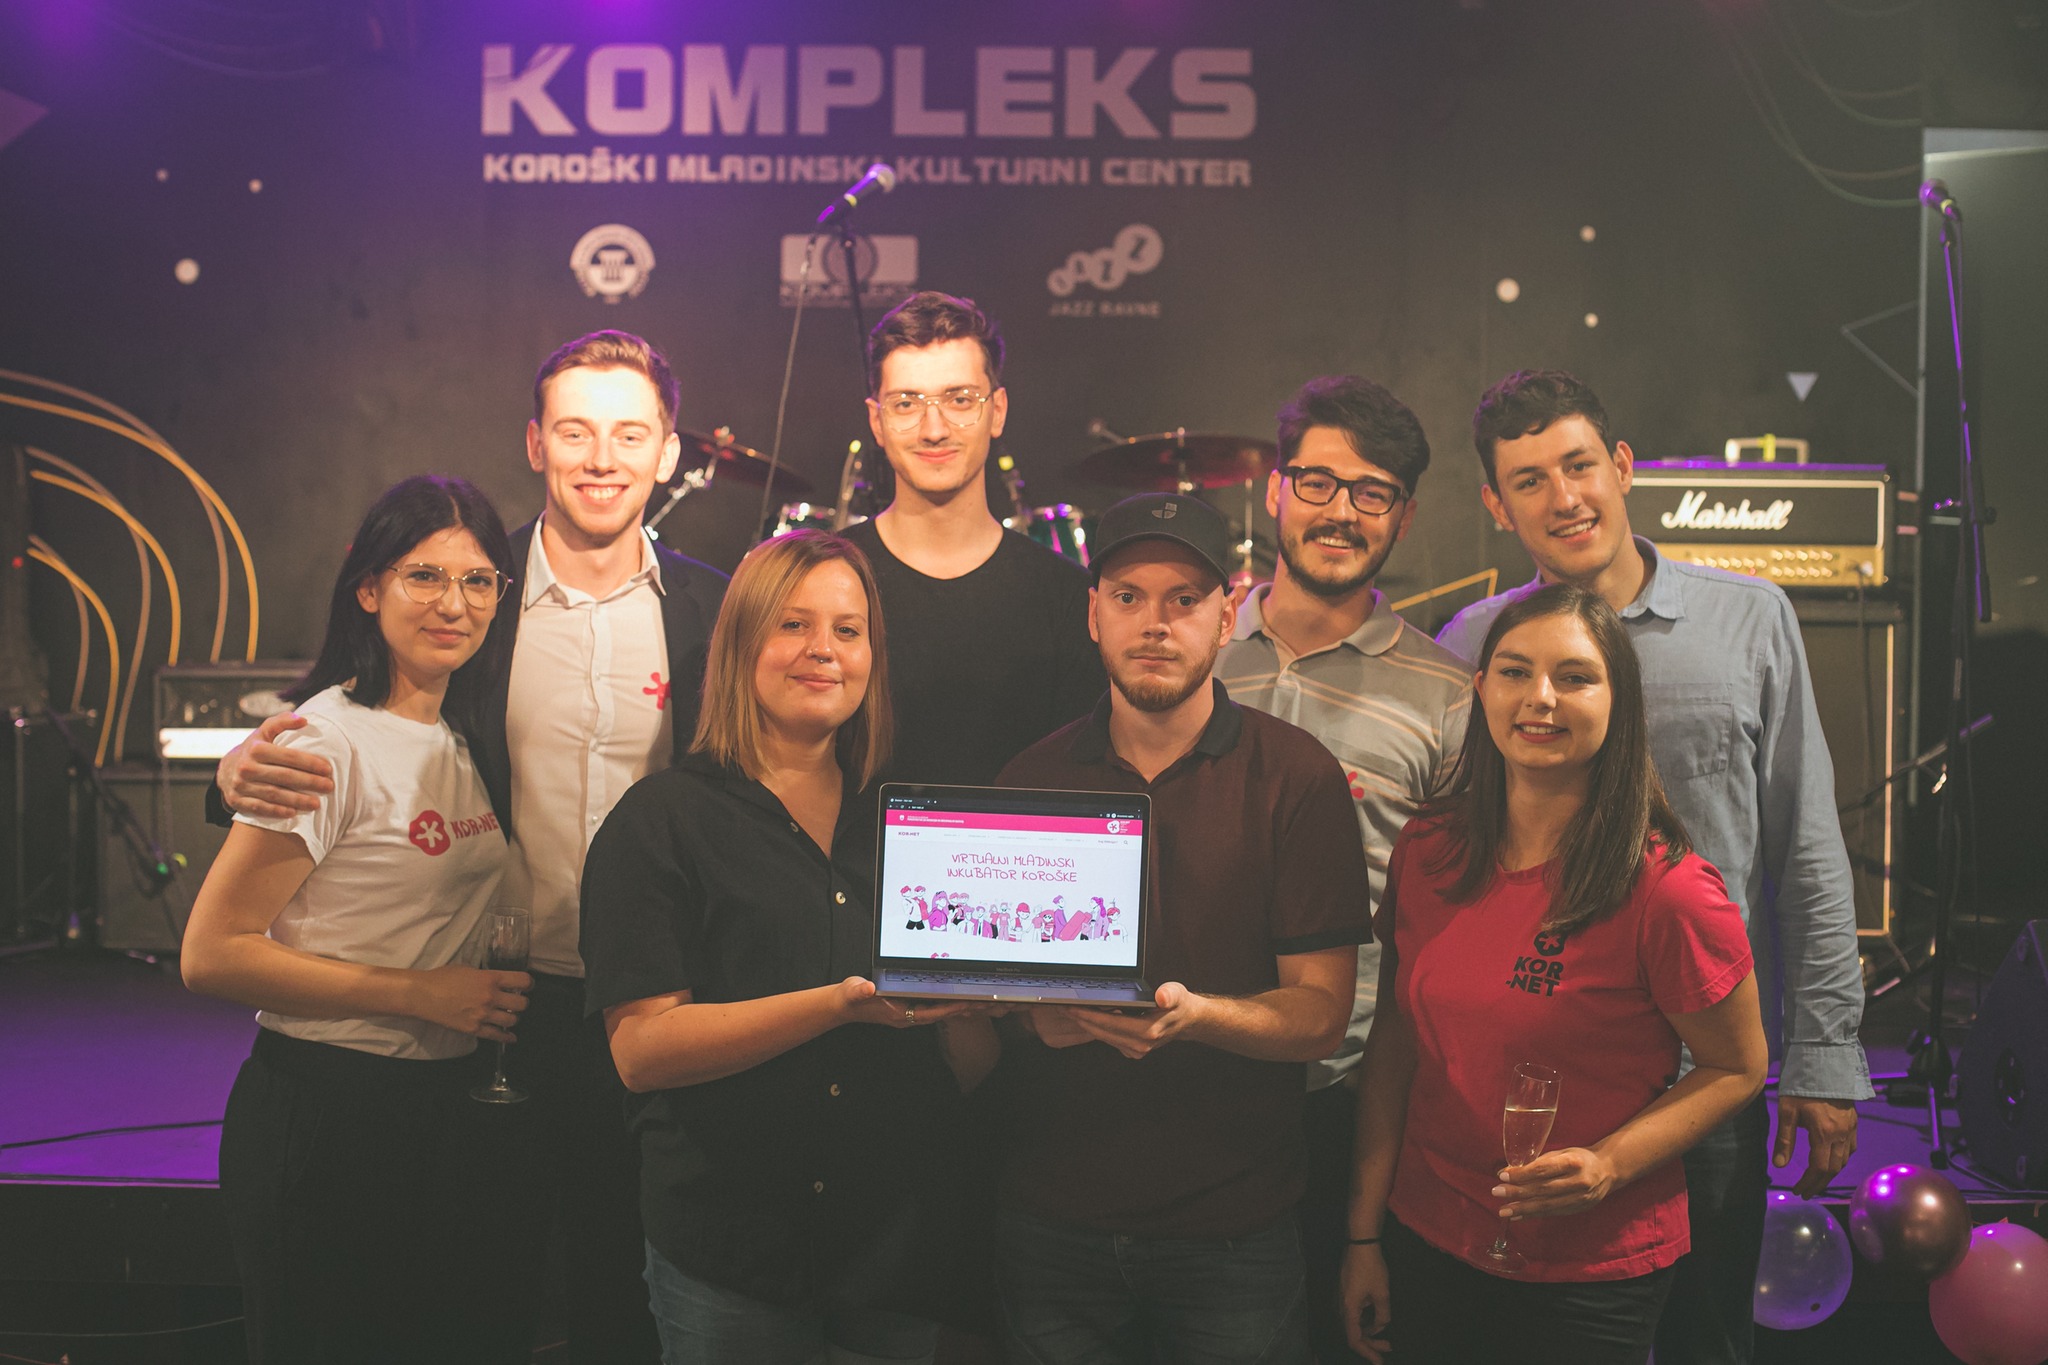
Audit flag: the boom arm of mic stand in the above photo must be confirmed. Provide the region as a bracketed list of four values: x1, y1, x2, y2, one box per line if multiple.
[1837, 713, 1993, 813]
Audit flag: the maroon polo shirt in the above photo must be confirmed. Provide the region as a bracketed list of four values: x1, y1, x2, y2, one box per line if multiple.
[994, 680, 1372, 1239]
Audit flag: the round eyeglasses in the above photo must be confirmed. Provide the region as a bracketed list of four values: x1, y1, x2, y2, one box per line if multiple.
[1279, 466, 1407, 517]
[876, 388, 993, 432]
[387, 562, 511, 609]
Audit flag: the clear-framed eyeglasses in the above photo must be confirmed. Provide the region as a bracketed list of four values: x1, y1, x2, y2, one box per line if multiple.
[876, 388, 993, 432]
[388, 562, 512, 609]
[1279, 466, 1408, 517]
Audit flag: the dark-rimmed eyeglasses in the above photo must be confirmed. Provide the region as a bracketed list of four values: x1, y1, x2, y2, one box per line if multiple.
[875, 388, 993, 431]
[1279, 466, 1407, 517]
[387, 562, 511, 609]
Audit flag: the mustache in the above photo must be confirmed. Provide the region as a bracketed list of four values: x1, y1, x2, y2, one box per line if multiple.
[1298, 521, 1367, 548]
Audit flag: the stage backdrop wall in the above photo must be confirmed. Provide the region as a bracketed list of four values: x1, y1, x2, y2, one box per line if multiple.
[1, 0, 1930, 762]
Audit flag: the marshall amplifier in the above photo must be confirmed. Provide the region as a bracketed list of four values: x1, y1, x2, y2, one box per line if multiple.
[1633, 463, 1892, 590]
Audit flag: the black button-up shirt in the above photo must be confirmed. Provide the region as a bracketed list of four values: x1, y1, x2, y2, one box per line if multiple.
[580, 752, 962, 1311]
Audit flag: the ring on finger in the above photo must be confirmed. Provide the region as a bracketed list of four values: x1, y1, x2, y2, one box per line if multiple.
[906, 1007, 918, 1025]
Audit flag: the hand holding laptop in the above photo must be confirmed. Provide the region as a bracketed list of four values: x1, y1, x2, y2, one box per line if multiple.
[1041, 982, 1202, 1060]
[838, 976, 994, 1028]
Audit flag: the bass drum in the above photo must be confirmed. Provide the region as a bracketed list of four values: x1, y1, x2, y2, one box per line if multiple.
[1005, 503, 1090, 567]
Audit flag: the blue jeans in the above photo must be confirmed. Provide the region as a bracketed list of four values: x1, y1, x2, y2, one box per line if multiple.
[995, 1208, 1311, 1364]
[642, 1242, 937, 1365]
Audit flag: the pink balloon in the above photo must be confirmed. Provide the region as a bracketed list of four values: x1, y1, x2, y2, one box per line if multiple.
[1929, 1223, 2048, 1365]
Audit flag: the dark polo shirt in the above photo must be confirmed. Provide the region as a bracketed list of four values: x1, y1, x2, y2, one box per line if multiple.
[994, 680, 1372, 1239]
[579, 753, 963, 1311]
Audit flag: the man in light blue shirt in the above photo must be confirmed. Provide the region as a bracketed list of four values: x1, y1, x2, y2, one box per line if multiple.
[1438, 370, 1869, 1365]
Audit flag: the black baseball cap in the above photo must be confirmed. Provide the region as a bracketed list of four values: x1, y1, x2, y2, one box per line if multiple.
[1089, 494, 1234, 587]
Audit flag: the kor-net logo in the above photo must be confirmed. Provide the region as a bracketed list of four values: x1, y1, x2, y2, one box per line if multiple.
[409, 811, 451, 856]
[406, 809, 502, 856]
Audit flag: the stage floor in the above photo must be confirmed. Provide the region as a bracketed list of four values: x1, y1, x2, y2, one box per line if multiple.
[0, 947, 2039, 1363]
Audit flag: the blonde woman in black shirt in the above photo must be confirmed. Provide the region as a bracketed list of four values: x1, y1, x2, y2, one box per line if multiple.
[580, 529, 996, 1364]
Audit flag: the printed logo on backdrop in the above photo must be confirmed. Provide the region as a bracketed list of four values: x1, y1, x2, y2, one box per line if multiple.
[570, 224, 656, 302]
[778, 233, 918, 309]
[1048, 224, 1163, 318]
[480, 45, 1257, 190]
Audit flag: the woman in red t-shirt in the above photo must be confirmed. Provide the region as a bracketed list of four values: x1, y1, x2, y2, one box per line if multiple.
[1339, 584, 1768, 1365]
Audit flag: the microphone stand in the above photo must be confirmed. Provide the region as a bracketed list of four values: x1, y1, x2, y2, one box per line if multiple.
[832, 222, 875, 528]
[1913, 195, 1995, 1168]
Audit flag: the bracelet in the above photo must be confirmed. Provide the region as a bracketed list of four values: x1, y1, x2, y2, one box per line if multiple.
[1347, 1236, 1381, 1246]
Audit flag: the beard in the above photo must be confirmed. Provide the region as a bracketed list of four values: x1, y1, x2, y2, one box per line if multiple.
[1109, 646, 1218, 714]
[1277, 518, 1397, 600]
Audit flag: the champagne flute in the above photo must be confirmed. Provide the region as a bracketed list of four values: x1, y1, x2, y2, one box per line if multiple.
[1470, 1060, 1560, 1274]
[470, 909, 531, 1105]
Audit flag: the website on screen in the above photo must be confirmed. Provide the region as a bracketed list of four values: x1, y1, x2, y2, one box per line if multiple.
[878, 806, 1145, 968]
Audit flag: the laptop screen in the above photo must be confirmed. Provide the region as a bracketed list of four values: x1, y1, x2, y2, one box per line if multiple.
[876, 785, 1148, 970]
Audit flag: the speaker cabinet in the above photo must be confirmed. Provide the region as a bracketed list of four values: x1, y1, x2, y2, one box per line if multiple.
[95, 765, 229, 952]
[1959, 921, 2048, 1187]
[1790, 599, 1906, 937]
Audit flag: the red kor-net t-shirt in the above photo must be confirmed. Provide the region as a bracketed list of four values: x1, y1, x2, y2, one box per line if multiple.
[1377, 819, 1753, 1282]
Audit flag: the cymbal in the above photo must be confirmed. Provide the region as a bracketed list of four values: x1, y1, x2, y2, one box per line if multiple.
[674, 428, 813, 494]
[1078, 430, 1276, 491]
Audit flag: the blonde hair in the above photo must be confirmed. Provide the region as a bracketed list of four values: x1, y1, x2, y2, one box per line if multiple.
[532, 330, 680, 434]
[691, 531, 892, 787]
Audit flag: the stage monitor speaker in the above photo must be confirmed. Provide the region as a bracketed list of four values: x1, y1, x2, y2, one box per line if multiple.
[95, 765, 229, 953]
[1958, 920, 2048, 1187]
[1790, 598, 1906, 937]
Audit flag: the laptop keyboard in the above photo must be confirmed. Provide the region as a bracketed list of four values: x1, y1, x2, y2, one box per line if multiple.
[886, 971, 1125, 990]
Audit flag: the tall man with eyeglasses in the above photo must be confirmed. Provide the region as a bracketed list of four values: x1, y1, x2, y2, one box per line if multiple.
[1214, 375, 1471, 1363]
[840, 291, 1105, 786]
[212, 331, 728, 1364]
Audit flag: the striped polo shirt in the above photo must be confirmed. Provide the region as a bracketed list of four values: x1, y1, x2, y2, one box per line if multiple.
[1217, 585, 1474, 1090]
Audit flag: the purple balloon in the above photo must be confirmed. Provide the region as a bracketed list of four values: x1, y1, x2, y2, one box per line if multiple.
[1930, 1224, 2048, 1365]
[1753, 1190, 1854, 1331]
[1848, 1162, 1971, 1279]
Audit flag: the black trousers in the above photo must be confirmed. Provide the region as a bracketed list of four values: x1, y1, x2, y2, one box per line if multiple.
[501, 972, 661, 1365]
[218, 1029, 534, 1365]
[1651, 1094, 1772, 1365]
[1300, 1079, 1368, 1364]
[1381, 1215, 1674, 1365]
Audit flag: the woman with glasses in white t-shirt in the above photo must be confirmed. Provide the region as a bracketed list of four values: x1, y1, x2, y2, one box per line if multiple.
[183, 474, 528, 1365]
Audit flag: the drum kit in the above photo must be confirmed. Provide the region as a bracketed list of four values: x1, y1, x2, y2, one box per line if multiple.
[646, 422, 1278, 581]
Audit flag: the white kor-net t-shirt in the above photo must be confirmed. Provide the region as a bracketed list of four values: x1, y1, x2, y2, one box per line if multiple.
[235, 685, 508, 1059]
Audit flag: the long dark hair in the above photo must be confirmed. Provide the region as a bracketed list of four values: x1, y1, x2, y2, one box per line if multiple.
[1425, 584, 1689, 934]
[281, 475, 515, 736]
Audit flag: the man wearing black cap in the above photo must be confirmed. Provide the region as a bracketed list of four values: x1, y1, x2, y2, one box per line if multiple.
[992, 493, 1371, 1363]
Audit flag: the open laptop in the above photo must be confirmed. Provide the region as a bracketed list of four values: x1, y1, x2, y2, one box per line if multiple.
[872, 783, 1155, 1008]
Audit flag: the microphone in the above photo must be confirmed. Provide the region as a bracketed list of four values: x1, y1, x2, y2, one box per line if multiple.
[1920, 179, 1961, 221]
[1086, 418, 1126, 444]
[817, 162, 897, 227]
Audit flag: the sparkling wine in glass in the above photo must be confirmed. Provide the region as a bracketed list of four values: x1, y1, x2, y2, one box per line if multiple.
[470, 909, 531, 1105]
[1471, 1060, 1560, 1274]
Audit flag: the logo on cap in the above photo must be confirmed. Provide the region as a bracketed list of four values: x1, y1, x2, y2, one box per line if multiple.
[1153, 502, 1178, 520]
